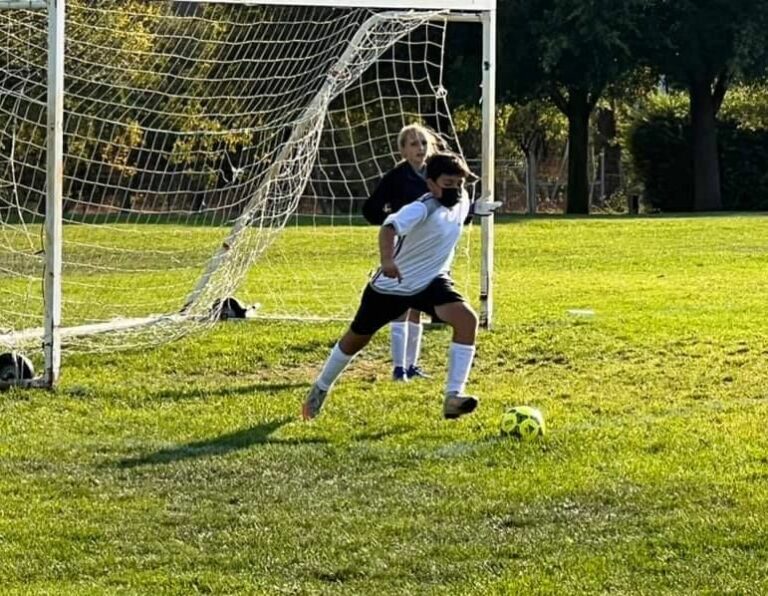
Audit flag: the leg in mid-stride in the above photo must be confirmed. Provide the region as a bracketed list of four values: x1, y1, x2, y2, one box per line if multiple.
[302, 285, 408, 420]
[302, 328, 373, 420]
[432, 299, 479, 419]
[408, 275, 479, 419]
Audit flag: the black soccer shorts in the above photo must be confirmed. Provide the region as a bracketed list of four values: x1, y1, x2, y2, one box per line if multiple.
[350, 275, 465, 336]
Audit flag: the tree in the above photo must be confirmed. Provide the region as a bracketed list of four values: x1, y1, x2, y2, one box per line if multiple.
[641, 0, 768, 211]
[497, 0, 649, 213]
[1, 1, 262, 211]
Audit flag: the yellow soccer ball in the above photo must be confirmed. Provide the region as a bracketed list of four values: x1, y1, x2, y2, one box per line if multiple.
[500, 406, 545, 441]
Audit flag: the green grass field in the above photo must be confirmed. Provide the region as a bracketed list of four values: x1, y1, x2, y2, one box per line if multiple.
[2, 214, 768, 594]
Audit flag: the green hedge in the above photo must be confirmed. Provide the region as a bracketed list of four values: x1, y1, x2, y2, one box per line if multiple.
[719, 123, 768, 211]
[627, 111, 768, 212]
[628, 114, 693, 211]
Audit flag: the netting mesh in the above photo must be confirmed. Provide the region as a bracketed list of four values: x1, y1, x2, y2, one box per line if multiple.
[0, 1, 474, 362]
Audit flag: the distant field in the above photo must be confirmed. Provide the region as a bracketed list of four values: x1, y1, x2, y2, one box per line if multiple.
[2, 214, 768, 594]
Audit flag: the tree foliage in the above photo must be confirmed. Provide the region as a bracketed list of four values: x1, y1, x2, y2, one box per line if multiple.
[637, 0, 768, 210]
[625, 87, 768, 211]
[497, 0, 649, 214]
[1, 0, 271, 212]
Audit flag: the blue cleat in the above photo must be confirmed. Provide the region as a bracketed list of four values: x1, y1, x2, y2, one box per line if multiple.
[406, 365, 430, 380]
[392, 366, 408, 382]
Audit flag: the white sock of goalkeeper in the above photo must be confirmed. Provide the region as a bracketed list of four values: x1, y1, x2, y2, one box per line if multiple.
[446, 342, 475, 395]
[390, 321, 407, 369]
[316, 343, 354, 391]
[406, 321, 423, 369]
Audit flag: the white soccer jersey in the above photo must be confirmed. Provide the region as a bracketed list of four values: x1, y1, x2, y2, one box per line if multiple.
[371, 192, 470, 296]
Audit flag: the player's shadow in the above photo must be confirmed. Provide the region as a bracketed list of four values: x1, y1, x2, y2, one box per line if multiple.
[349, 426, 413, 442]
[117, 417, 325, 468]
[148, 382, 305, 403]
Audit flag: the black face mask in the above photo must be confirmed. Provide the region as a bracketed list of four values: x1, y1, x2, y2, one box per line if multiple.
[439, 187, 460, 207]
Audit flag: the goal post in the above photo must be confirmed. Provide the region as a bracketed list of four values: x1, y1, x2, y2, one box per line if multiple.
[0, 0, 497, 389]
[44, 0, 64, 387]
[479, 7, 497, 328]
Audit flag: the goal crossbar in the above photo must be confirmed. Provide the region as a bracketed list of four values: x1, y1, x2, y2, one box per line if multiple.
[0, 0, 495, 9]
[177, 0, 494, 9]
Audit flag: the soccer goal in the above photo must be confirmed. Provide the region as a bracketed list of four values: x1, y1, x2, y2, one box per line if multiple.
[0, 0, 497, 389]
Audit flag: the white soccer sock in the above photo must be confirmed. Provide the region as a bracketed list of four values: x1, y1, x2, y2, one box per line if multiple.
[316, 343, 355, 391]
[390, 321, 407, 369]
[406, 321, 423, 369]
[446, 342, 476, 395]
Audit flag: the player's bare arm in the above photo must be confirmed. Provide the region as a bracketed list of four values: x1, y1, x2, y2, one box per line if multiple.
[378, 224, 401, 282]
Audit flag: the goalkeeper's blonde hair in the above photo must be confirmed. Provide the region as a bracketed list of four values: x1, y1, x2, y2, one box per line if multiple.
[397, 123, 443, 158]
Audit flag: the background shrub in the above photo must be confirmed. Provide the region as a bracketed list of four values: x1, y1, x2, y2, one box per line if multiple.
[626, 89, 768, 212]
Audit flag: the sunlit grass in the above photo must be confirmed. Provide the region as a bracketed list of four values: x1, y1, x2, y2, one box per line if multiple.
[2, 214, 768, 594]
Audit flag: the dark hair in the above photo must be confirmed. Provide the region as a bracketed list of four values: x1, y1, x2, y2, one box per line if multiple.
[425, 152, 474, 182]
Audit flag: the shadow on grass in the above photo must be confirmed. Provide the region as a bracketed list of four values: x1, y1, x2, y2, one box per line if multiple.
[117, 417, 326, 468]
[349, 426, 414, 442]
[112, 381, 307, 403]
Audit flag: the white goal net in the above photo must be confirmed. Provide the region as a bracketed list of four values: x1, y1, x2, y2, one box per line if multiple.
[0, 1, 478, 367]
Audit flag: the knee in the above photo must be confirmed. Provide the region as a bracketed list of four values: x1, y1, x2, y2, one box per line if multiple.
[468, 307, 479, 330]
[450, 307, 478, 341]
[465, 310, 479, 339]
[459, 306, 478, 331]
[339, 331, 370, 355]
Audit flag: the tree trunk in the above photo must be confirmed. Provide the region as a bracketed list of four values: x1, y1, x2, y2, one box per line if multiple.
[565, 90, 591, 214]
[689, 77, 722, 211]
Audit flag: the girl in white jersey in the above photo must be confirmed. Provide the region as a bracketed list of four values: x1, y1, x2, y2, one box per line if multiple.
[303, 153, 479, 421]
